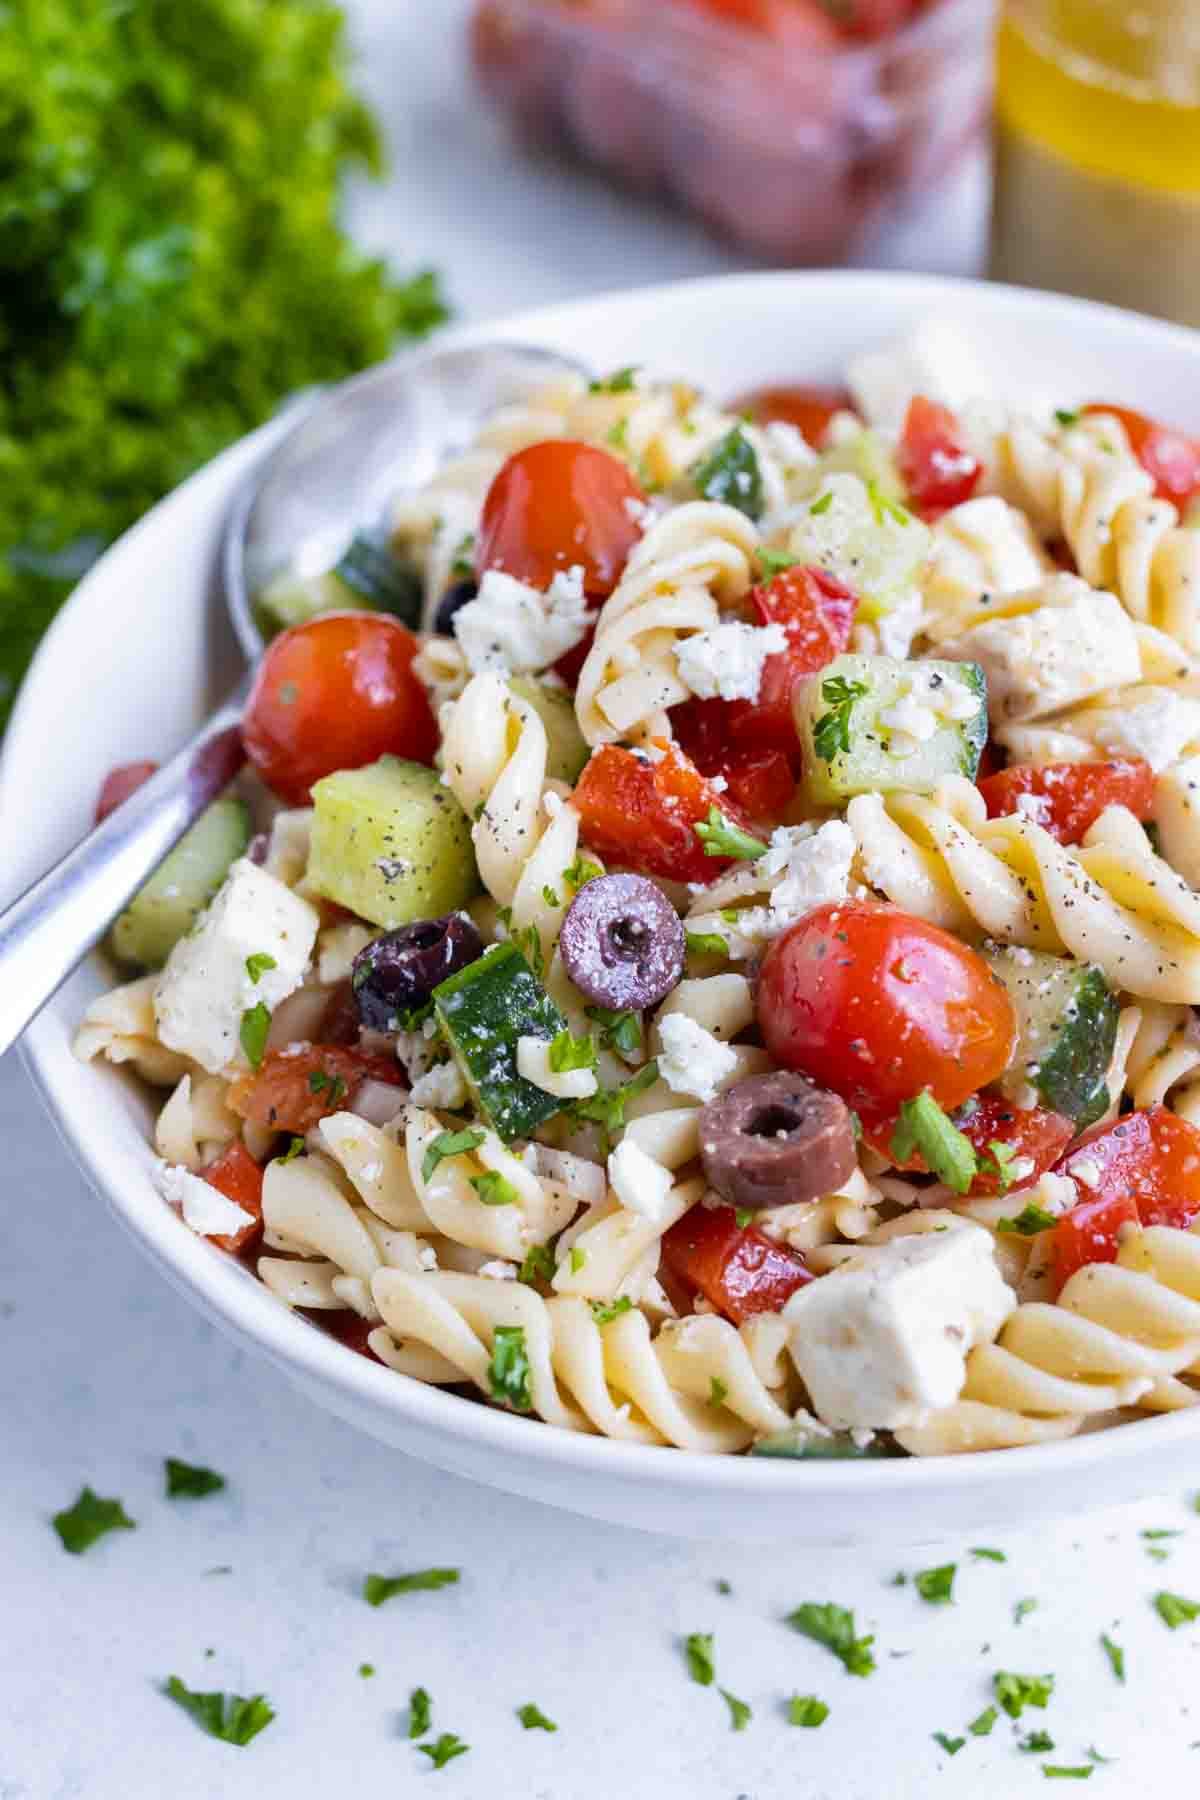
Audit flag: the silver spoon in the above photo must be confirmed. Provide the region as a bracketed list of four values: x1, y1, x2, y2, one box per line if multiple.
[0, 339, 589, 1058]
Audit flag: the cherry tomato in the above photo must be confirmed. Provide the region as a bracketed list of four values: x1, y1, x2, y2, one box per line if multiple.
[670, 698, 796, 821]
[979, 759, 1155, 846]
[661, 1203, 813, 1324]
[228, 1044, 404, 1135]
[573, 741, 760, 884]
[864, 1092, 1073, 1198]
[731, 383, 855, 449]
[757, 900, 1016, 1118]
[1049, 1106, 1200, 1294]
[476, 440, 646, 599]
[200, 1142, 264, 1254]
[833, 0, 919, 39]
[677, 0, 840, 40]
[728, 565, 857, 754]
[95, 760, 158, 823]
[242, 612, 436, 805]
[1082, 403, 1200, 510]
[303, 1305, 383, 1361]
[898, 396, 982, 517]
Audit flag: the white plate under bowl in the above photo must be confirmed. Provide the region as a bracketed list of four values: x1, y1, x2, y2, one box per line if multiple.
[7, 271, 1200, 1542]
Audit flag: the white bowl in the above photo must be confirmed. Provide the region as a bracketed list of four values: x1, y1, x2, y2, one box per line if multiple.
[8, 271, 1200, 1542]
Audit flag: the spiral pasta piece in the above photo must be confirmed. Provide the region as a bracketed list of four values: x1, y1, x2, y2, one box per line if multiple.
[74, 974, 197, 1088]
[1123, 1002, 1200, 1126]
[574, 502, 760, 746]
[921, 495, 1051, 641]
[404, 1105, 576, 1261]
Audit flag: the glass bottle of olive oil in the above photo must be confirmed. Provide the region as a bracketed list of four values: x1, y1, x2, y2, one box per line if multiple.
[990, 0, 1200, 327]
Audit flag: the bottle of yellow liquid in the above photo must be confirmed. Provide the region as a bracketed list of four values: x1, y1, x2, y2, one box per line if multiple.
[990, 0, 1200, 327]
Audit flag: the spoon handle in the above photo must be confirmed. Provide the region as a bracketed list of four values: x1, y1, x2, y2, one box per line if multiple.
[0, 679, 250, 1058]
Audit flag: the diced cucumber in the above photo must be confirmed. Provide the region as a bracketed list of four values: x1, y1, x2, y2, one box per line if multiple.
[508, 677, 589, 785]
[817, 426, 905, 506]
[433, 943, 567, 1140]
[308, 756, 477, 929]
[985, 946, 1119, 1127]
[787, 473, 929, 622]
[256, 568, 350, 635]
[256, 532, 421, 637]
[751, 1424, 901, 1461]
[109, 794, 250, 971]
[795, 653, 987, 806]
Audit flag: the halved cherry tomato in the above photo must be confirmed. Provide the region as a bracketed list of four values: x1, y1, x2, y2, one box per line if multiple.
[303, 1305, 383, 1361]
[731, 383, 855, 449]
[95, 760, 158, 823]
[1082, 403, 1200, 509]
[242, 612, 436, 806]
[670, 698, 795, 821]
[661, 1203, 814, 1324]
[833, 0, 920, 39]
[898, 396, 982, 517]
[757, 900, 1016, 1118]
[200, 1142, 265, 1254]
[864, 1092, 1073, 1198]
[677, 0, 841, 42]
[476, 440, 646, 599]
[229, 1045, 404, 1135]
[1049, 1106, 1200, 1294]
[573, 741, 760, 884]
[978, 759, 1155, 846]
[728, 565, 857, 755]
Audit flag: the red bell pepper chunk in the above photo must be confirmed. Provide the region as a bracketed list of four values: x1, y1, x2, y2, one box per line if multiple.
[1048, 1107, 1200, 1294]
[200, 1142, 265, 1254]
[670, 696, 795, 822]
[1082, 403, 1200, 510]
[661, 1202, 814, 1324]
[573, 741, 761, 884]
[863, 1092, 1074, 1199]
[978, 759, 1155, 846]
[95, 760, 159, 824]
[898, 396, 982, 517]
[726, 565, 857, 756]
[229, 1045, 404, 1135]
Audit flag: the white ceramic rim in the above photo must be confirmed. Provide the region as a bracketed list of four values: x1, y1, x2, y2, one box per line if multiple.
[11, 268, 1200, 1508]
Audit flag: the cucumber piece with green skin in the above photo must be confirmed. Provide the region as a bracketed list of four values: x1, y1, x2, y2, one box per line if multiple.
[255, 532, 421, 637]
[308, 756, 477, 929]
[751, 1424, 902, 1461]
[817, 426, 906, 507]
[433, 943, 567, 1140]
[110, 794, 250, 970]
[508, 677, 590, 785]
[787, 473, 929, 623]
[795, 653, 987, 807]
[985, 946, 1119, 1127]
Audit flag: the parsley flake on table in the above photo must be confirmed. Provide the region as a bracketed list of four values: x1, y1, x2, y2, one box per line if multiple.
[933, 1733, 965, 1756]
[489, 1325, 533, 1412]
[164, 1458, 226, 1500]
[358, 1663, 375, 1680]
[994, 1671, 1055, 1718]
[409, 1687, 432, 1738]
[786, 1602, 876, 1677]
[788, 1695, 829, 1728]
[1099, 1633, 1125, 1682]
[1042, 1767, 1093, 1781]
[720, 1689, 752, 1732]
[52, 1486, 135, 1554]
[418, 1733, 469, 1771]
[517, 1703, 557, 1732]
[164, 1676, 275, 1747]
[684, 1632, 716, 1687]
[362, 1568, 460, 1607]
[1014, 1597, 1039, 1626]
[969, 1706, 998, 1737]
[971, 1548, 1007, 1563]
[914, 1563, 956, 1605]
[1154, 1590, 1200, 1629]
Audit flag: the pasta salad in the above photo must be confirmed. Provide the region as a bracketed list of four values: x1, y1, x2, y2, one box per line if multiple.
[77, 326, 1200, 1460]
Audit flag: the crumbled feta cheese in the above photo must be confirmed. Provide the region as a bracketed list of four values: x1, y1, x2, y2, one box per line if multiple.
[1022, 1169, 1079, 1216]
[1090, 690, 1200, 774]
[657, 1012, 738, 1103]
[782, 1222, 1016, 1429]
[675, 621, 788, 704]
[875, 591, 924, 660]
[155, 1159, 253, 1240]
[938, 578, 1139, 724]
[879, 689, 939, 757]
[516, 1035, 597, 1100]
[154, 858, 319, 1074]
[1069, 1158, 1101, 1190]
[765, 820, 855, 930]
[408, 1059, 468, 1110]
[417, 1243, 439, 1272]
[1014, 791, 1051, 825]
[478, 1259, 518, 1281]
[608, 1138, 674, 1225]
[394, 1027, 440, 1082]
[453, 565, 590, 675]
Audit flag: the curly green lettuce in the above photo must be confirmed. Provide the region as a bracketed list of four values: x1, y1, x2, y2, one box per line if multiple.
[0, 0, 448, 727]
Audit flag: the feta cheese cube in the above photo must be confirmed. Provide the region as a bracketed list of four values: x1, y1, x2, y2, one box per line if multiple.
[675, 620, 788, 704]
[608, 1138, 674, 1226]
[1088, 688, 1200, 773]
[408, 1059, 468, 1110]
[782, 1222, 1016, 1429]
[155, 1159, 254, 1240]
[516, 1034, 597, 1100]
[657, 1012, 738, 1103]
[938, 577, 1139, 724]
[154, 858, 319, 1074]
[453, 565, 589, 675]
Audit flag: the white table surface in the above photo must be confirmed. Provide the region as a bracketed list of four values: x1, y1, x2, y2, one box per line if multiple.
[5, 5, 1200, 1796]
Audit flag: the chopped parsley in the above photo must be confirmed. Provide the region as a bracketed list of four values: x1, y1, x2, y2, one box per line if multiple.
[1054, 409, 1081, 428]
[564, 855, 603, 891]
[979, 1139, 1019, 1191]
[362, 1568, 460, 1607]
[570, 1247, 587, 1274]
[933, 1733, 965, 1757]
[708, 1377, 729, 1408]
[786, 1602, 876, 1677]
[1143, 1528, 1181, 1540]
[997, 1202, 1059, 1236]
[684, 1632, 716, 1686]
[809, 489, 834, 516]
[994, 1671, 1055, 1719]
[517, 1702, 557, 1732]
[590, 365, 639, 393]
[1022, 1731, 1056, 1752]
[589, 1296, 633, 1326]
[716, 1579, 733, 1596]
[52, 1487, 135, 1554]
[686, 930, 730, 960]
[971, 1547, 1007, 1563]
[280, 1134, 306, 1163]
[244, 952, 277, 984]
[518, 1243, 555, 1286]
[409, 1687, 432, 1736]
[812, 675, 868, 763]
[584, 1005, 643, 1059]
[1014, 1597, 1039, 1626]
[239, 1002, 271, 1071]
[757, 547, 797, 579]
[866, 480, 913, 528]
[606, 416, 629, 451]
[547, 1029, 598, 1075]
[164, 1676, 275, 1747]
[690, 427, 764, 521]
[788, 1695, 829, 1728]
[969, 1706, 998, 1737]
[541, 884, 560, 909]
[1042, 1768, 1092, 1781]
[422, 1127, 486, 1182]
[164, 1458, 226, 1500]
[1155, 1590, 1200, 1629]
[1099, 1634, 1125, 1682]
[914, 1563, 956, 1606]
[418, 1733, 469, 1770]
[891, 1092, 977, 1194]
[306, 1067, 346, 1104]
[568, 1060, 659, 1150]
[469, 1170, 520, 1207]
[358, 1663, 375, 1680]
[720, 1689, 751, 1732]
[489, 1325, 533, 1412]
[693, 807, 768, 862]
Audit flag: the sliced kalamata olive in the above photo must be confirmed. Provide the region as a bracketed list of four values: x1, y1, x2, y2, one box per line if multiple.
[698, 1071, 856, 1212]
[351, 913, 483, 1031]
[433, 578, 478, 637]
[559, 872, 684, 1010]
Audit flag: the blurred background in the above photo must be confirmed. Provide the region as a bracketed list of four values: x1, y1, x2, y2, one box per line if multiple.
[2, 0, 1196, 730]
